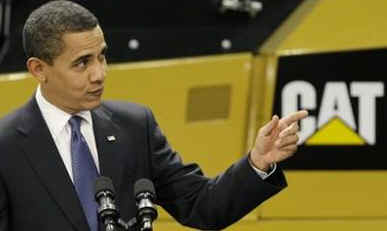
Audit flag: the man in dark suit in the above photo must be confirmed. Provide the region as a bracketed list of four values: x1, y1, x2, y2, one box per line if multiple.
[0, 1, 308, 231]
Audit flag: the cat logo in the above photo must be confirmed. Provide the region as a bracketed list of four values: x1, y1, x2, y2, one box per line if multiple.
[281, 81, 384, 146]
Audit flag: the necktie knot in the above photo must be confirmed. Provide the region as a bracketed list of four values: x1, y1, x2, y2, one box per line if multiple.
[69, 116, 82, 135]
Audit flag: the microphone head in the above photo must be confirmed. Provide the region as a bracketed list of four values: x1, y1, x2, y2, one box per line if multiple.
[95, 176, 115, 197]
[134, 178, 155, 197]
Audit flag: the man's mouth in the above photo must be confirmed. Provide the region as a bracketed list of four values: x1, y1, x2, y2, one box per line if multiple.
[89, 87, 104, 96]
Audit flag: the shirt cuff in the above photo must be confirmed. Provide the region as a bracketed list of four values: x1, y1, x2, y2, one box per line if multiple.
[249, 162, 277, 180]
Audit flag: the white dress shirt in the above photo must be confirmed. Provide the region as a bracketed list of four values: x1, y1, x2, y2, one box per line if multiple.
[249, 158, 276, 180]
[35, 86, 100, 182]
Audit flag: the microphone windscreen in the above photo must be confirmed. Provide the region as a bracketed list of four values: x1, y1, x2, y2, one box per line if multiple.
[134, 178, 155, 196]
[95, 176, 115, 195]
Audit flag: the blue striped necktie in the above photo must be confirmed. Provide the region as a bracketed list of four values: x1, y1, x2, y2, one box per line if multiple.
[69, 116, 99, 231]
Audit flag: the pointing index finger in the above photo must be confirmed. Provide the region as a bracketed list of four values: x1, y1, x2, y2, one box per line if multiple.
[280, 110, 308, 126]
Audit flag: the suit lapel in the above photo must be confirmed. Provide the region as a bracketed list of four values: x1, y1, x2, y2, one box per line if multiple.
[92, 105, 126, 196]
[18, 98, 90, 231]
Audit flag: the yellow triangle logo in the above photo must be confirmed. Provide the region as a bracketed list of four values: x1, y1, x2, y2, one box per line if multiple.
[305, 117, 366, 146]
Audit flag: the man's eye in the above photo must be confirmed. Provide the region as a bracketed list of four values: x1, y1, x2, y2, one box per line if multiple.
[76, 59, 88, 68]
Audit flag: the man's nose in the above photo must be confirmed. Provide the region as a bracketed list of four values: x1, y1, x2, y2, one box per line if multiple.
[90, 61, 106, 82]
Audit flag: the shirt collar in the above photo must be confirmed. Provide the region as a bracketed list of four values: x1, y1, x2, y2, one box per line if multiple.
[35, 86, 93, 138]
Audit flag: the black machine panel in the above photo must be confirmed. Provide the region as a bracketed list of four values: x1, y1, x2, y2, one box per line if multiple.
[0, 0, 303, 73]
[273, 49, 387, 170]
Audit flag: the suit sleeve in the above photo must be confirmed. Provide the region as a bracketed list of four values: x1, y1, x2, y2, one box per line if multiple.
[144, 108, 287, 230]
[0, 174, 8, 231]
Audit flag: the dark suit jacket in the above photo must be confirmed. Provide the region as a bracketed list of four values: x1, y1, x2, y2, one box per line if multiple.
[0, 97, 287, 231]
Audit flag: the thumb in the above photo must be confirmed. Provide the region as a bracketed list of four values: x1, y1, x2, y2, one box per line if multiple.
[260, 115, 279, 136]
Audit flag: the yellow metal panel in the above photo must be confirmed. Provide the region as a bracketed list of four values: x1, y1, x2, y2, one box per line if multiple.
[246, 57, 266, 151]
[261, 0, 387, 55]
[260, 171, 387, 218]
[0, 73, 37, 117]
[155, 218, 387, 231]
[154, 220, 196, 231]
[227, 219, 387, 231]
[247, 55, 279, 148]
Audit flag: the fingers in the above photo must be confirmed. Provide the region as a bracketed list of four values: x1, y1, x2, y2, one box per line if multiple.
[280, 110, 308, 126]
[275, 145, 298, 162]
[276, 134, 299, 148]
[254, 112, 304, 164]
[276, 122, 300, 148]
[260, 115, 279, 136]
[279, 122, 298, 138]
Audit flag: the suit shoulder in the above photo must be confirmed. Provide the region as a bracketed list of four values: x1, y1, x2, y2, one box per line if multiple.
[100, 100, 152, 121]
[0, 107, 25, 144]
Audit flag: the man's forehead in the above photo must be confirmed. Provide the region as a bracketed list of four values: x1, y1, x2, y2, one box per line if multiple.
[61, 26, 106, 57]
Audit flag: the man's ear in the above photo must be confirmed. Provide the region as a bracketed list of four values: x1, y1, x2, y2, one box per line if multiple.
[26, 57, 49, 83]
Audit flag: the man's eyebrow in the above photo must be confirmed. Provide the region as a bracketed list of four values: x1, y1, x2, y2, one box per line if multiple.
[72, 54, 93, 65]
[71, 45, 108, 65]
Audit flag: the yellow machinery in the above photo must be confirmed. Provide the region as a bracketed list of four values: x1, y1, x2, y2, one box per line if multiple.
[1, 0, 387, 230]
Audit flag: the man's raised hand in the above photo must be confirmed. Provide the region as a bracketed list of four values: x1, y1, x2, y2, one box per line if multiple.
[250, 110, 309, 172]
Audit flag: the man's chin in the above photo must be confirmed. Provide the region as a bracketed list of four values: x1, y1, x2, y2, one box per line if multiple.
[83, 99, 102, 111]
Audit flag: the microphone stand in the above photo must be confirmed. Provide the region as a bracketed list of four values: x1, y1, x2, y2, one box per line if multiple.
[101, 217, 136, 231]
[102, 214, 156, 231]
[95, 177, 157, 231]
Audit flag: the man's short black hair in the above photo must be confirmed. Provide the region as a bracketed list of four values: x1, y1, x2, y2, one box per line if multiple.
[23, 0, 99, 64]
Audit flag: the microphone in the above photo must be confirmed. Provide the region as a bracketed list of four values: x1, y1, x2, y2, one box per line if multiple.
[134, 179, 158, 231]
[95, 176, 120, 231]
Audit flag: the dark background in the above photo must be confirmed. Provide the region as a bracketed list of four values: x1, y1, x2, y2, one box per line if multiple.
[0, 0, 303, 72]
